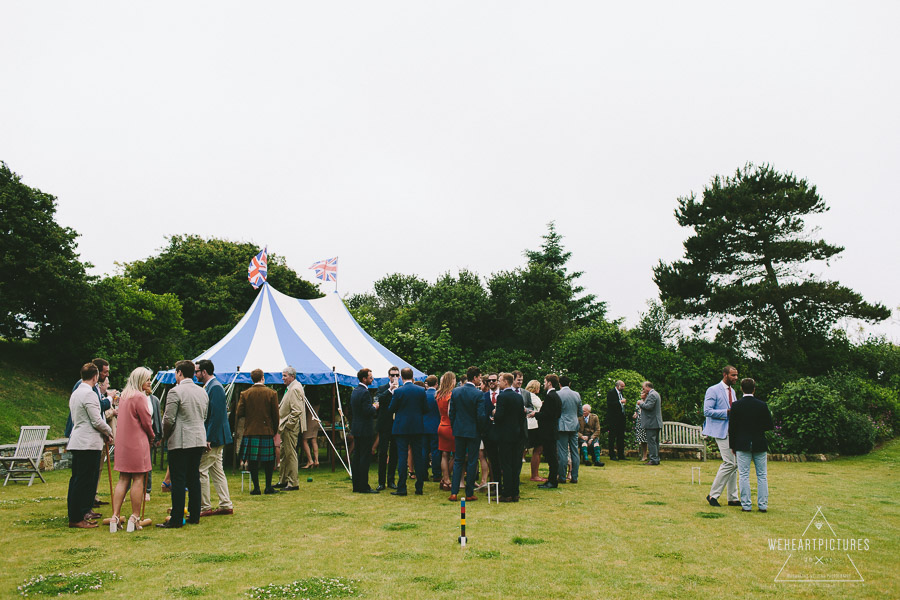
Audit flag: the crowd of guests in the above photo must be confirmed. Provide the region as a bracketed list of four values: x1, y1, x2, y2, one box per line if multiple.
[65, 358, 773, 530]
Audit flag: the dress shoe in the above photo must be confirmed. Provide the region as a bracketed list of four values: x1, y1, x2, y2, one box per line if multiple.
[645, 461, 660, 466]
[390, 490, 407, 496]
[272, 482, 287, 488]
[264, 487, 278, 495]
[557, 479, 568, 485]
[513, 496, 520, 502]
[741, 509, 752, 512]
[759, 509, 767, 513]
[593, 461, 605, 467]
[283, 485, 300, 491]
[69, 520, 98, 529]
[414, 490, 424, 496]
[570, 479, 578, 484]
[214, 508, 234, 515]
[431, 476, 442, 482]
[250, 489, 261, 495]
[361, 488, 379, 494]
[499, 496, 513, 503]
[448, 494, 458, 501]
[706, 495, 721, 507]
[156, 521, 182, 529]
[375, 484, 386, 491]
[200, 509, 217, 518]
[464, 495, 478, 501]
[85, 511, 102, 520]
[387, 483, 397, 489]
[538, 483, 558, 489]
[728, 501, 742, 506]
[186, 518, 200, 525]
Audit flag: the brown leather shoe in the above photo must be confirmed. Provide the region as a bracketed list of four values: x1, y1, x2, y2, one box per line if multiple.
[200, 509, 217, 518]
[499, 496, 513, 503]
[213, 508, 234, 515]
[447, 494, 458, 501]
[69, 520, 99, 529]
[465, 495, 478, 501]
[85, 511, 102, 520]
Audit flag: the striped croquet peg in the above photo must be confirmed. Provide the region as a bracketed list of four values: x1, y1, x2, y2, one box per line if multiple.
[458, 497, 467, 547]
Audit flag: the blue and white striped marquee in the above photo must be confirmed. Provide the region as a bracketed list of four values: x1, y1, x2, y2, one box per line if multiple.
[155, 283, 424, 387]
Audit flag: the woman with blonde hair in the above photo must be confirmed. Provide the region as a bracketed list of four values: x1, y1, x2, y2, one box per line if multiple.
[524, 380, 547, 482]
[435, 371, 457, 491]
[110, 367, 155, 532]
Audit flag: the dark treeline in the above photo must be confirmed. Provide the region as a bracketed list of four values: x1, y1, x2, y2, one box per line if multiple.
[2, 161, 898, 455]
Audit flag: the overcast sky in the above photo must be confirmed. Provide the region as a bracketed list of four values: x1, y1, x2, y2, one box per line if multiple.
[3, 2, 898, 341]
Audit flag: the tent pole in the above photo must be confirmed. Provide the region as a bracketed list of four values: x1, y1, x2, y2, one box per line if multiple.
[231, 366, 241, 475]
[306, 399, 350, 475]
[334, 367, 351, 478]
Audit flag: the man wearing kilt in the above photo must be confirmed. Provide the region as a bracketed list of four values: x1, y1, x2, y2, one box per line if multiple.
[236, 369, 280, 495]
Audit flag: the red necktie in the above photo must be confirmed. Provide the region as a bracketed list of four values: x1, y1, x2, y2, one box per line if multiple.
[491, 391, 497, 405]
[727, 387, 733, 407]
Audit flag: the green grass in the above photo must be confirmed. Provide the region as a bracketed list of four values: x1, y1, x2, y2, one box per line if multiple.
[1, 441, 898, 599]
[0, 343, 72, 443]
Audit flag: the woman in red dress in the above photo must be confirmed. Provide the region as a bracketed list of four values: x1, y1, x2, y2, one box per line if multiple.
[435, 371, 457, 491]
[110, 367, 155, 532]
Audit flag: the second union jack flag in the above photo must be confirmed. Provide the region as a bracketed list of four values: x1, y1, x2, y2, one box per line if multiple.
[309, 256, 338, 282]
[248, 247, 268, 289]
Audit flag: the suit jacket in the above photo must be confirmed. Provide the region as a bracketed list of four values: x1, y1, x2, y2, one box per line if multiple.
[278, 380, 308, 436]
[449, 382, 481, 439]
[163, 379, 209, 449]
[423, 388, 440, 434]
[493, 388, 527, 445]
[728, 395, 774, 453]
[350, 384, 376, 437]
[557, 386, 581, 432]
[149, 394, 163, 439]
[606, 387, 626, 431]
[375, 383, 394, 434]
[479, 391, 499, 441]
[65, 380, 108, 437]
[389, 382, 427, 435]
[536, 389, 562, 441]
[204, 378, 233, 447]
[702, 381, 736, 439]
[578, 413, 602, 442]
[639, 389, 663, 430]
[67, 382, 113, 451]
[237, 383, 279, 437]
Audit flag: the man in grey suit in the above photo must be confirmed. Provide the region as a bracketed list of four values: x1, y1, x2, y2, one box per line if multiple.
[637, 381, 663, 465]
[556, 375, 582, 484]
[158, 360, 208, 528]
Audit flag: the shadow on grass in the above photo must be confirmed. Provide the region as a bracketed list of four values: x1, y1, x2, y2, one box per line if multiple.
[382, 522, 417, 531]
[511, 537, 545, 545]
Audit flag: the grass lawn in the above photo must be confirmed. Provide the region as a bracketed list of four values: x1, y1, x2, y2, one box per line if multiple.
[1, 441, 898, 599]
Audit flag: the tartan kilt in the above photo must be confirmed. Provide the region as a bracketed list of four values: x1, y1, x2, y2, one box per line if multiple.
[240, 435, 276, 462]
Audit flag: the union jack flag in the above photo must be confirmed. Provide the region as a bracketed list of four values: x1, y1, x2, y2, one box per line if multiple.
[248, 247, 268, 289]
[309, 257, 338, 282]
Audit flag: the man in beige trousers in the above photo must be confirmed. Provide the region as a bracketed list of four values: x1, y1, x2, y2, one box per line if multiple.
[275, 366, 307, 491]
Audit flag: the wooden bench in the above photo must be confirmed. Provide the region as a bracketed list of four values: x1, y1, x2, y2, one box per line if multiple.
[660, 421, 706, 461]
[1, 426, 50, 486]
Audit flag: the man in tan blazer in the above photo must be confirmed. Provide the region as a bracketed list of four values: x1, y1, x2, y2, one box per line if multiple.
[275, 366, 307, 491]
[158, 360, 208, 529]
[578, 404, 604, 467]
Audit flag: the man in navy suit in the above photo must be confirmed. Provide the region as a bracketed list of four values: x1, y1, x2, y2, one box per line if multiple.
[350, 368, 379, 493]
[389, 368, 428, 496]
[704, 365, 741, 507]
[449, 366, 483, 501]
[374, 367, 400, 491]
[197, 359, 234, 516]
[536, 374, 562, 489]
[422, 375, 441, 481]
[494, 373, 528, 502]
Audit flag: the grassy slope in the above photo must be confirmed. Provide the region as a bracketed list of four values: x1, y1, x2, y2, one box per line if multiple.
[0, 347, 71, 443]
[0, 440, 897, 599]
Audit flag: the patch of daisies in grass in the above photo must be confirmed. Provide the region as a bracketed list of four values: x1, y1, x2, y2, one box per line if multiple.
[17, 571, 120, 596]
[247, 577, 358, 599]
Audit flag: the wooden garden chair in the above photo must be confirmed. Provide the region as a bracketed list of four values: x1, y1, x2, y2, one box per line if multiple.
[1, 426, 50, 486]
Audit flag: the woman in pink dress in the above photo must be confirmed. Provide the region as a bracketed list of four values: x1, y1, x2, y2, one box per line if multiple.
[110, 367, 155, 532]
[435, 371, 456, 491]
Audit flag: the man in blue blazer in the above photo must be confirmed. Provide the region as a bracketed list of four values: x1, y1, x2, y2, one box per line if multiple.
[389, 368, 428, 496]
[423, 375, 441, 481]
[449, 366, 483, 501]
[197, 360, 234, 517]
[703, 365, 741, 507]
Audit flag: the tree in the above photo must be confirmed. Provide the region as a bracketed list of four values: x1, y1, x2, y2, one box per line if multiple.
[653, 163, 890, 368]
[124, 236, 322, 357]
[0, 162, 90, 339]
[525, 221, 606, 325]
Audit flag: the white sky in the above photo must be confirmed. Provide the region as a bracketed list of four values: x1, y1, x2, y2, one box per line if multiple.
[3, 2, 898, 341]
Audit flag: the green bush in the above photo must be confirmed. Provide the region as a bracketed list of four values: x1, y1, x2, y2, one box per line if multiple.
[836, 411, 876, 455]
[769, 378, 844, 453]
[817, 372, 900, 436]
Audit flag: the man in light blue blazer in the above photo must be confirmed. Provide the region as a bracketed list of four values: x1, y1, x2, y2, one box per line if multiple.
[703, 365, 741, 507]
[556, 376, 582, 483]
